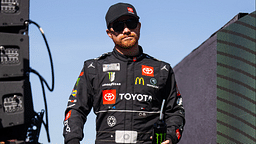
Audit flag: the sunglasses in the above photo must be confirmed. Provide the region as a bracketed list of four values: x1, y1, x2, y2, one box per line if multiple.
[111, 18, 138, 32]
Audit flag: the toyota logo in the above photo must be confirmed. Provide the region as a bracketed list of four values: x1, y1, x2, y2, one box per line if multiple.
[104, 93, 115, 101]
[143, 67, 153, 74]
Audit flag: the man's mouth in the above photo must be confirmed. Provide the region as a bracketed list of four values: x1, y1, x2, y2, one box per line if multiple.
[122, 36, 134, 40]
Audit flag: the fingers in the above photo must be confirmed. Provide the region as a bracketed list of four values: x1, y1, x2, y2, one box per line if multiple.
[150, 136, 171, 144]
[161, 140, 170, 144]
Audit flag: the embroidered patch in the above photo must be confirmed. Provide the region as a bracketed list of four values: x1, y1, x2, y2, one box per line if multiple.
[103, 63, 120, 72]
[107, 116, 117, 127]
[115, 130, 137, 143]
[102, 89, 116, 104]
[65, 110, 72, 121]
[142, 65, 154, 77]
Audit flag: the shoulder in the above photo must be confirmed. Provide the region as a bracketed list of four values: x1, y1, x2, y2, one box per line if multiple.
[143, 53, 173, 73]
[94, 52, 112, 61]
[84, 52, 111, 65]
[144, 54, 171, 66]
[144, 53, 161, 61]
[83, 52, 112, 71]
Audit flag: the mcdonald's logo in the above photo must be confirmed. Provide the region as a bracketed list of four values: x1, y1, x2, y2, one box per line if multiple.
[135, 77, 144, 85]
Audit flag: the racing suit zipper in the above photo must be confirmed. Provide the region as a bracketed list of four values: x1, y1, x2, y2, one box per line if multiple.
[131, 59, 135, 133]
[125, 59, 136, 134]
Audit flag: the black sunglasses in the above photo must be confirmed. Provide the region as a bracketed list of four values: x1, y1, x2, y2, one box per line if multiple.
[111, 18, 138, 32]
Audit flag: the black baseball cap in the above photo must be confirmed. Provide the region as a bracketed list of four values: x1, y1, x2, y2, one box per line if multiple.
[105, 2, 140, 28]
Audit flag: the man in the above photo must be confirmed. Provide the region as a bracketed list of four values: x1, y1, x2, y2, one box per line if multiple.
[63, 2, 185, 144]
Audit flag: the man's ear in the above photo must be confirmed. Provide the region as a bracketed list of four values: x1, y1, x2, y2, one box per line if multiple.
[106, 29, 113, 39]
[138, 22, 141, 30]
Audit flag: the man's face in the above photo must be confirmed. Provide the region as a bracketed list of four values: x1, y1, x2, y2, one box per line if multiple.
[107, 15, 141, 49]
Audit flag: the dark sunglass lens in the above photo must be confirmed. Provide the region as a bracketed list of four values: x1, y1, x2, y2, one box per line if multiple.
[112, 21, 124, 32]
[126, 19, 138, 29]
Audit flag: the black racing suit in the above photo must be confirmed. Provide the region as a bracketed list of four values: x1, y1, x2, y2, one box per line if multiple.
[63, 46, 185, 144]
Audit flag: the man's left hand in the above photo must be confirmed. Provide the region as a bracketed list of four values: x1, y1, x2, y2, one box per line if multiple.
[150, 136, 172, 144]
[161, 140, 171, 144]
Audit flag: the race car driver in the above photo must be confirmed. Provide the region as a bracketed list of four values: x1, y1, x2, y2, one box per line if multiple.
[63, 2, 185, 144]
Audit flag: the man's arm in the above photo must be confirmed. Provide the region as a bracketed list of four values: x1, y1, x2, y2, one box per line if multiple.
[63, 63, 94, 144]
[163, 67, 185, 144]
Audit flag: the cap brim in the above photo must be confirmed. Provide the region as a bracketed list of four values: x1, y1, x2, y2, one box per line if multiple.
[108, 14, 140, 27]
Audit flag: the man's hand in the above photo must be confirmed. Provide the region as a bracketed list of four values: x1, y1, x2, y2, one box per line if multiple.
[161, 140, 171, 144]
[150, 136, 172, 144]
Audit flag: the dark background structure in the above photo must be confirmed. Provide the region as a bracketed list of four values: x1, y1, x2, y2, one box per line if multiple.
[174, 11, 256, 143]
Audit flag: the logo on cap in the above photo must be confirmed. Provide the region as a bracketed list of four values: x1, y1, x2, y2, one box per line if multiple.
[103, 89, 116, 104]
[127, 7, 134, 13]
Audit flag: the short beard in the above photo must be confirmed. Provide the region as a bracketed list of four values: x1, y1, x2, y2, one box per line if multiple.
[116, 36, 138, 49]
[118, 41, 137, 49]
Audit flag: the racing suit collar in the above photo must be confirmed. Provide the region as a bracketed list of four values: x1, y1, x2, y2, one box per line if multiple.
[113, 45, 144, 62]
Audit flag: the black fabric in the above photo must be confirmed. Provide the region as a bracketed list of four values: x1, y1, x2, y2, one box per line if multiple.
[66, 138, 80, 144]
[63, 46, 185, 143]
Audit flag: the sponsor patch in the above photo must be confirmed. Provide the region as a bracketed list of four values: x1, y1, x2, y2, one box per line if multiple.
[103, 63, 120, 72]
[119, 93, 152, 102]
[115, 130, 137, 143]
[65, 110, 72, 121]
[88, 62, 95, 68]
[102, 82, 121, 87]
[177, 98, 183, 106]
[64, 120, 71, 132]
[79, 72, 84, 76]
[67, 104, 75, 108]
[161, 65, 168, 71]
[103, 89, 116, 104]
[76, 72, 84, 86]
[176, 129, 181, 140]
[108, 72, 115, 82]
[176, 84, 181, 96]
[135, 77, 144, 85]
[76, 78, 80, 86]
[68, 99, 77, 103]
[72, 89, 77, 97]
[150, 78, 157, 85]
[147, 78, 159, 89]
[147, 84, 159, 89]
[142, 65, 154, 77]
[138, 112, 147, 117]
[107, 116, 117, 127]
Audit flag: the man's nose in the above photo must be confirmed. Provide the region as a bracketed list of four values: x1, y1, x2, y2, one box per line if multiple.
[122, 24, 131, 34]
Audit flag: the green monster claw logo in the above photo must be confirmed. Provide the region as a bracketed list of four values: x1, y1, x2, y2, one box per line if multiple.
[155, 133, 166, 144]
[76, 78, 80, 86]
[108, 72, 115, 82]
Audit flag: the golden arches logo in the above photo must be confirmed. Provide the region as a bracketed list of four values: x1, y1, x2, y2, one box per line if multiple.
[135, 77, 144, 85]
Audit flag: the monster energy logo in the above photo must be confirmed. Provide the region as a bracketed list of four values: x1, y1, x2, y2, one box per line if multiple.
[108, 72, 115, 82]
[155, 133, 166, 144]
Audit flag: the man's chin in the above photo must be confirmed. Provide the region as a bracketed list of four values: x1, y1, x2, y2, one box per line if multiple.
[120, 41, 137, 49]
[119, 43, 136, 49]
